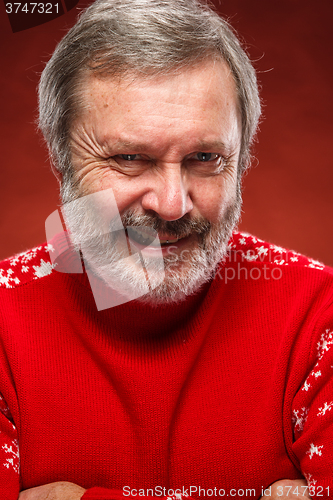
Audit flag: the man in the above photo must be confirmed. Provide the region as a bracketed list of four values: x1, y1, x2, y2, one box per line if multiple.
[0, 0, 332, 499]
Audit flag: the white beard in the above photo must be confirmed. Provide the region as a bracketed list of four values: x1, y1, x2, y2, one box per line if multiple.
[61, 182, 241, 307]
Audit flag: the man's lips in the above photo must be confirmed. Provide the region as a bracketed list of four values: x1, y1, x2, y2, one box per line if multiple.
[127, 227, 186, 247]
[125, 226, 193, 252]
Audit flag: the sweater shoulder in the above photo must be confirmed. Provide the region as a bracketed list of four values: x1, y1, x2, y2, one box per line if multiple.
[2, 232, 332, 288]
[229, 231, 333, 275]
[0, 244, 56, 289]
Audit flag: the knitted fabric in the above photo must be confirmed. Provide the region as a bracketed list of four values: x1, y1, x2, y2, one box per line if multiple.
[0, 233, 332, 499]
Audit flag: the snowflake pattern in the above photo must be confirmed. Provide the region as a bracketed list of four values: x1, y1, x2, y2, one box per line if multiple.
[302, 380, 311, 392]
[307, 259, 325, 270]
[306, 443, 323, 459]
[243, 251, 258, 262]
[2, 440, 19, 474]
[304, 472, 317, 488]
[167, 494, 188, 500]
[0, 396, 12, 421]
[33, 259, 56, 279]
[299, 329, 333, 393]
[317, 401, 333, 417]
[2, 234, 329, 290]
[0, 244, 56, 289]
[256, 246, 269, 257]
[0, 270, 20, 289]
[228, 233, 327, 270]
[292, 407, 309, 432]
[317, 329, 333, 361]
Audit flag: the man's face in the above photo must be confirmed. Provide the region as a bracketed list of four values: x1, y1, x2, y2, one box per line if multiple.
[67, 59, 242, 304]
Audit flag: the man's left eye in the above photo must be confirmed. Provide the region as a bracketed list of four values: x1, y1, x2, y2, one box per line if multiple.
[119, 154, 139, 161]
[195, 153, 219, 162]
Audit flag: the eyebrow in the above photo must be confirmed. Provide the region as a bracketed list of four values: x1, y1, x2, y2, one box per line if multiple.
[196, 141, 235, 154]
[111, 140, 149, 152]
[111, 139, 235, 154]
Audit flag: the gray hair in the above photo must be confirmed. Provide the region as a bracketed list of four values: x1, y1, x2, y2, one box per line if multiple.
[38, 0, 261, 185]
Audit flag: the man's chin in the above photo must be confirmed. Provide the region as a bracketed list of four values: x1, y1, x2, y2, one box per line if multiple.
[135, 270, 210, 306]
[80, 214, 236, 307]
[62, 185, 242, 308]
[124, 250, 220, 306]
[82, 243, 211, 307]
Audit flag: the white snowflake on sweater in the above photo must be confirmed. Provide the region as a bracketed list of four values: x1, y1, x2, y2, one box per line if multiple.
[0, 245, 57, 289]
[0, 270, 20, 289]
[307, 259, 325, 270]
[270, 244, 286, 254]
[292, 407, 309, 432]
[243, 250, 258, 262]
[229, 232, 326, 270]
[33, 259, 56, 278]
[317, 401, 333, 416]
[304, 472, 317, 488]
[317, 329, 333, 361]
[273, 258, 286, 265]
[301, 363, 325, 393]
[45, 243, 55, 253]
[2, 440, 19, 474]
[302, 379, 311, 392]
[306, 443, 323, 459]
[167, 494, 184, 500]
[0, 396, 11, 420]
[297, 328, 333, 400]
[9, 246, 43, 267]
[167, 494, 190, 500]
[256, 246, 268, 258]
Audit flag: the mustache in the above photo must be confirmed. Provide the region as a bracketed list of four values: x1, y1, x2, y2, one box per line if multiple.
[120, 211, 212, 239]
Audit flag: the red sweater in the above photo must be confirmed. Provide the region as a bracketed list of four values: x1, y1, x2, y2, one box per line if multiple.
[0, 232, 332, 500]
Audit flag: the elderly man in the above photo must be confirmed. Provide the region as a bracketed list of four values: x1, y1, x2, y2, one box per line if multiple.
[0, 0, 332, 499]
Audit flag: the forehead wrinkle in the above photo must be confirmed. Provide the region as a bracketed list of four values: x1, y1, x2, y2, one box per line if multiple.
[110, 139, 154, 153]
[81, 61, 242, 157]
[106, 137, 239, 161]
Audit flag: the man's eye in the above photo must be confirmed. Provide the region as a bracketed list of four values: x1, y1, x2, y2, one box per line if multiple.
[195, 152, 219, 162]
[119, 154, 139, 161]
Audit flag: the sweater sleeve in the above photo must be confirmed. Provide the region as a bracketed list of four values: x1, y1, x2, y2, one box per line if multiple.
[291, 326, 333, 498]
[0, 394, 20, 499]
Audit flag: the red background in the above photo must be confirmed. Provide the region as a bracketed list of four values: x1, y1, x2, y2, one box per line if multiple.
[1, 0, 332, 265]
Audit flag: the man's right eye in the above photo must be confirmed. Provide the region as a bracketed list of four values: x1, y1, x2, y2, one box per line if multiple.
[119, 154, 139, 161]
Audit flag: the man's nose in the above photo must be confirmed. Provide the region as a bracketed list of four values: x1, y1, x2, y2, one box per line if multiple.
[141, 164, 194, 221]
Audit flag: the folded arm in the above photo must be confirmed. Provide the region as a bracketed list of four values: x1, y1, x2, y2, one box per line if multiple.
[18, 482, 86, 500]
